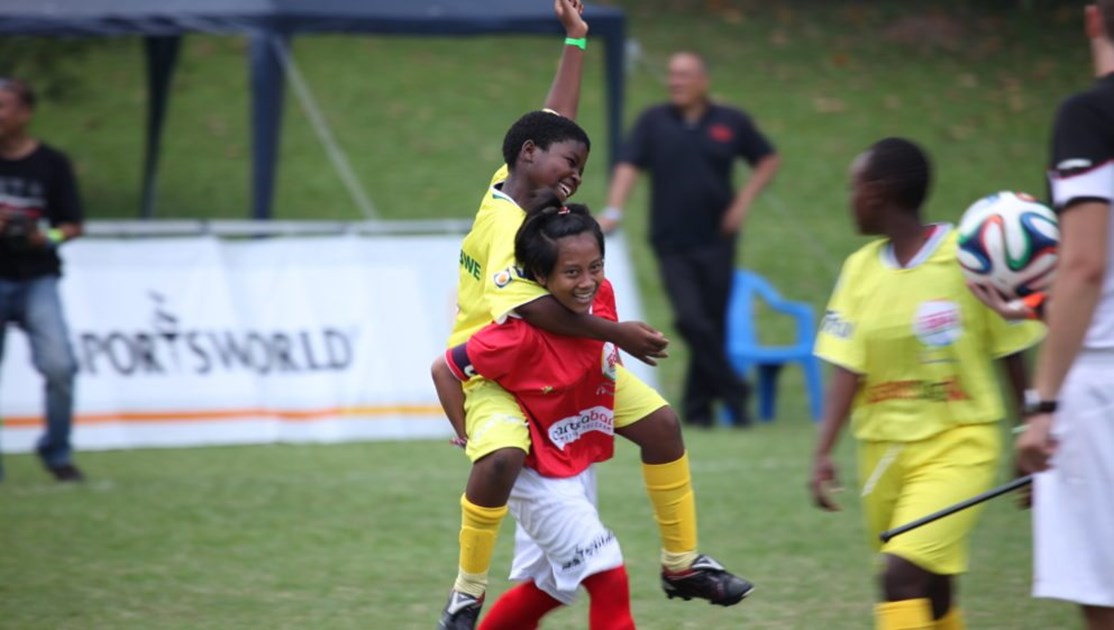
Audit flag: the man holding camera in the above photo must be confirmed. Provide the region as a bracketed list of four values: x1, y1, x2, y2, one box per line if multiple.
[0, 78, 84, 482]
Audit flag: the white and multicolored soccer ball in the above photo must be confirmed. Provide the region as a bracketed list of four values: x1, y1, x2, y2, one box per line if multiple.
[956, 191, 1059, 300]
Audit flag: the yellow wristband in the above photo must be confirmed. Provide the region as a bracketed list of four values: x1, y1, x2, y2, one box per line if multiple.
[564, 36, 586, 50]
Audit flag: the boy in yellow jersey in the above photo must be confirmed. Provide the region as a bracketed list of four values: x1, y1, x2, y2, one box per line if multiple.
[808, 138, 1044, 630]
[437, 3, 753, 628]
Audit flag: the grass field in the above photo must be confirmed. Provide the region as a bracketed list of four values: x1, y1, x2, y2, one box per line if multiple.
[0, 421, 1074, 629]
[0, 1, 1093, 627]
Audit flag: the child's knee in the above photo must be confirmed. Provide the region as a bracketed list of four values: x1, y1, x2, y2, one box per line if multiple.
[880, 553, 932, 601]
[474, 448, 526, 485]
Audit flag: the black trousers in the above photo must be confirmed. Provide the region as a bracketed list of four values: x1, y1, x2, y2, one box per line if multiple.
[657, 240, 750, 426]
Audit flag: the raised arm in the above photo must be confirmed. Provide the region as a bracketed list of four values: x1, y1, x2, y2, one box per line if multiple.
[542, 0, 589, 120]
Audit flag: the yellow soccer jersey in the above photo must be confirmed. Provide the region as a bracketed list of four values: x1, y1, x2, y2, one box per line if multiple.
[814, 225, 1045, 443]
[449, 165, 548, 347]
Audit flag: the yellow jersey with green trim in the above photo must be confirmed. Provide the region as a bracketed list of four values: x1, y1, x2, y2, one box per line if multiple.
[449, 165, 549, 347]
[814, 225, 1045, 443]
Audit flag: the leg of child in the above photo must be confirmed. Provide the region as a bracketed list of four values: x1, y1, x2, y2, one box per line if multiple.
[477, 581, 563, 630]
[584, 565, 635, 630]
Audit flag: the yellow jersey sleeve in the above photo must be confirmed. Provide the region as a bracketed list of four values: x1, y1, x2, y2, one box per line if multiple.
[815, 255, 867, 374]
[484, 206, 548, 322]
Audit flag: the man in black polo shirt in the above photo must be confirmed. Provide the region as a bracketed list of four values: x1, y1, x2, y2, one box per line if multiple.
[601, 51, 780, 428]
[0, 78, 84, 481]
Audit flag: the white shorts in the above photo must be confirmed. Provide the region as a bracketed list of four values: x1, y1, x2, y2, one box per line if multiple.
[1032, 351, 1114, 607]
[506, 466, 624, 605]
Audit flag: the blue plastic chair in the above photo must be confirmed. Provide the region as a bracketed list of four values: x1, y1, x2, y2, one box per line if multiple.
[726, 269, 822, 422]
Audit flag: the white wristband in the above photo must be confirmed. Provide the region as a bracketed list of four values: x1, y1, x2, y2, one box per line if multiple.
[601, 206, 623, 222]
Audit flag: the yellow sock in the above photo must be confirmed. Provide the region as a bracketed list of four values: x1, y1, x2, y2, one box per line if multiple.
[642, 452, 699, 571]
[875, 599, 934, 630]
[935, 607, 965, 630]
[453, 494, 507, 597]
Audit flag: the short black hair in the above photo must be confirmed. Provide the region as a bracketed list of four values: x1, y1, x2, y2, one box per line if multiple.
[515, 192, 604, 280]
[502, 110, 591, 171]
[0, 77, 35, 110]
[862, 137, 932, 212]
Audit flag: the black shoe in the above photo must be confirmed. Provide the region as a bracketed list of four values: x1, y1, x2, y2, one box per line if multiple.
[437, 590, 483, 630]
[662, 554, 754, 606]
[46, 463, 85, 483]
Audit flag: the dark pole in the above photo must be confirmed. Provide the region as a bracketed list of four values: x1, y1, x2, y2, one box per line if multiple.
[141, 36, 181, 219]
[249, 29, 289, 220]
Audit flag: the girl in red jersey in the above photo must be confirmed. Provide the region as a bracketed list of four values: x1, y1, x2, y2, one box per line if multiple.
[433, 200, 635, 630]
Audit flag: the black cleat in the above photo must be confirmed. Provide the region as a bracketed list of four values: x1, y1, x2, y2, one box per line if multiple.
[662, 554, 754, 606]
[46, 463, 86, 483]
[437, 590, 483, 630]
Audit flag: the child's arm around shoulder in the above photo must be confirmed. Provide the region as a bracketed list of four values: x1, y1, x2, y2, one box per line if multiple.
[516, 296, 668, 365]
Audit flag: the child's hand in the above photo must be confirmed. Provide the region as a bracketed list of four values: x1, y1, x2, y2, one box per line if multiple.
[967, 282, 1042, 321]
[555, 0, 588, 39]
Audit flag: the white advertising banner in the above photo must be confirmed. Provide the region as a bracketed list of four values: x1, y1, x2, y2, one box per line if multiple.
[0, 232, 656, 453]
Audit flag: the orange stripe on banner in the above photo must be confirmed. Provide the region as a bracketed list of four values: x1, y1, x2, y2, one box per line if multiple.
[1, 405, 445, 428]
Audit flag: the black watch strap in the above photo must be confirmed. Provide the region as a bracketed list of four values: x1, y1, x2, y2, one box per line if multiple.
[1023, 390, 1058, 415]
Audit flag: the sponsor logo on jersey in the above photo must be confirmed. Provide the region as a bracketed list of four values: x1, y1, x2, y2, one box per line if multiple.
[865, 377, 970, 404]
[493, 268, 513, 288]
[601, 342, 619, 381]
[459, 249, 482, 280]
[820, 309, 854, 339]
[548, 405, 614, 449]
[493, 265, 530, 289]
[918, 347, 956, 366]
[913, 300, 962, 347]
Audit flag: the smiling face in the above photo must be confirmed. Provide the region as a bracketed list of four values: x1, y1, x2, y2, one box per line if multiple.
[520, 138, 588, 203]
[536, 232, 604, 315]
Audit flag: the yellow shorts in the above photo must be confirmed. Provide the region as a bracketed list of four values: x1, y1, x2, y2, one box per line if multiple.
[858, 423, 1000, 575]
[463, 364, 668, 462]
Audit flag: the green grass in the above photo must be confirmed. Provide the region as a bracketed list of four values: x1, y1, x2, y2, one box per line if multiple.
[1, 1, 1090, 627]
[0, 420, 1075, 629]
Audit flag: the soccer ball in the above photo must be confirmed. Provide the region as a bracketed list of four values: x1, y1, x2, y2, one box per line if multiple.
[956, 191, 1059, 300]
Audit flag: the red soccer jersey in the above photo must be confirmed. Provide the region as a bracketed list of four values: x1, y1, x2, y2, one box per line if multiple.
[445, 280, 619, 478]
